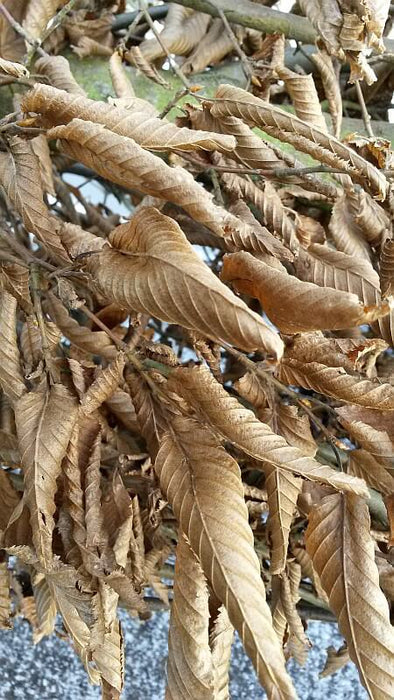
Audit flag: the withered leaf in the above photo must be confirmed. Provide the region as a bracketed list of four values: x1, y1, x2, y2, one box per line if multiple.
[87, 208, 283, 358]
[306, 493, 394, 699]
[155, 415, 296, 699]
[168, 365, 368, 495]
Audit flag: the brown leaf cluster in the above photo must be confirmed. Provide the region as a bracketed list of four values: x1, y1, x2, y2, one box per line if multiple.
[0, 2, 393, 699]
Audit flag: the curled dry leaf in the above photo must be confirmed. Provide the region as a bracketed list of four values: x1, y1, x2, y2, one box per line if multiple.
[0, 137, 68, 263]
[0, 557, 11, 629]
[320, 644, 350, 679]
[80, 354, 126, 415]
[275, 65, 327, 132]
[166, 534, 215, 699]
[210, 85, 388, 199]
[380, 238, 394, 298]
[138, 7, 210, 62]
[155, 415, 296, 699]
[0, 291, 26, 404]
[181, 18, 235, 75]
[310, 51, 342, 138]
[109, 51, 135, 99]
[277, 358, 394, 410]
[221, 251, 388, 334]
[347, 449, 394, 496]
[35, 55, 86, 95]
[23, 0, 68, 41]
[87, 208, 284, 359]
[306, 493, 394, 699]
[24, 84, 236, 155]
[167, 365, 369, 495]
[0, 57, 29, 78]
[124, 46, 170, 89]
[15, 383, 78, 568]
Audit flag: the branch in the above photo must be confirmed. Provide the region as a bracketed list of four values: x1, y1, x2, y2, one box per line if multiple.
[167, 0, 394, 53]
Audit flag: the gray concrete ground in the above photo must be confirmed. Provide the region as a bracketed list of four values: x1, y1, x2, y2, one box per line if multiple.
[0, 611, 367, 699]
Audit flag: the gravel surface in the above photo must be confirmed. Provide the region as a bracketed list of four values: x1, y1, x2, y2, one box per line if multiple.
[0, 612, 367, 699]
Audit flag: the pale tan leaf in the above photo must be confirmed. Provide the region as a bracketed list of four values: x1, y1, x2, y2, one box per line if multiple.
[166, 534, 215, 699]
[265, 465, 302, 575]
[24, 84, 236, 155]
[221, 252, 388, 333]
[310, 51, 342, 138]
[0, 137, 68, 263]
[87, 208, 284, 359]
[155, 415, 296, 699]
[276, 65, 327, 132]
[223, 199, 294, 262]
[329, 193, 372, 262]
[0, 468, 20, 533]
[380, 238, 394, 298]
[62, 421, 86, 569]
[347, 450, 394, 497]
[35, 55, 86, 95]
[336, 405, 394, 473]
[125, 370, 169, 460]
[81, 354, 125, 415]
[167, 365, 368, 495]
[124, 46, 170, 88]
[234, 371, 270, 422]
[48, 119, 233, 238]
[23, 0, 68, 40]
[258, 181, 298, 255]
[91, 581, 124, 693]
[0, 0, 27, 62]
[291, 544, 328, 604]
[0, 291, 26, 404]
[181, 19, 235, 75]
[72, 36, 112, 59]
[59, 222, 106, 259]
[32, 571, 57, 642]
[44, 291, 118, 360]
[210, 85, 387, 199]
[0, 261, 32, 313]
[306, 492, 394, 699]
[346, 187, 390, 248]
[0, 56, 28, 78]
[20, 315, 60, 376]
[0, 557, 11, 628]
[210, 605, 233, 700]
[320, 644, 350, 678]
[273, 571, 310, 665]
[30, 134, 56, 197]
[277, 404, 317, 457]
[277, 357, 394, 410]
[138, 7, 210, 62]
[105, 389, 139, 434]
[109, 51, 135, 99]
[15, 383, 78, 567]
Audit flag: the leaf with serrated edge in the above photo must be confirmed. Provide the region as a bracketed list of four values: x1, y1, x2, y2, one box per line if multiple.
[167, 365, 368, 496]
[306, 493, 394, 699]
[155, 414, 296, 699]
[87, 208, 283, 359]
[0, 291, 26, 404]
[166, 534, 215, 699]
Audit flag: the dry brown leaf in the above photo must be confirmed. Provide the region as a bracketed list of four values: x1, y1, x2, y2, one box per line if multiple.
[0, 557, 11, 629]
[346, 187, 391, 248]
[32, 571, 57, 642]
[72, 37, 112, 59]
[306, 492, 394, 699]
[125, 370, 169, 460]
[336, 405, 393, 473]
[320, 644, 350, 678]
[329, 192, 372, 262]
[0, 261, 32, 313]
[166, 534, 215, 699]
[155, 415, 296, 699]
[23, 0, 68, 40]
[0, 57, 28, 78]
[310, 51, 342, 138]
[210, 85, 387, 198]
[277, 358, 394, 410]
[138, 7, 210, 62]
[15, 383, 78, 568]
[275, 66, 327, 132]
[87, 208, 284, 358]
[35, 55, 86, 95]
[24, 84, 236, 155]
[347, 450, 394, 497]
[167, 365, 368, 495]
[81, 354, 125, 415]
[109, 52, 135, 99]
[0, 137, 68, 263]
[210, 605, 233, 700]
[380, 238, 394, 298]
[30, 134, 56, 197]
[181, 18, 235, 75]
[124, 46, 170, 89]
[221, 252, 388, 333]
[265, 466, 302, 575]
[44, 292, 117, 360]
[0, 291, 26, 404]
[0, 0, 27, 62]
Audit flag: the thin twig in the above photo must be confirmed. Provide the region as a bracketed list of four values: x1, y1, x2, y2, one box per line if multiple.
[216, 6, 253, 89]
[178, 152, 350, 178]
[159, 87, 190, 119]
[355, 80, 374, 138]
[40, 0, 78, 44]
[139, 0, 191, 89]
